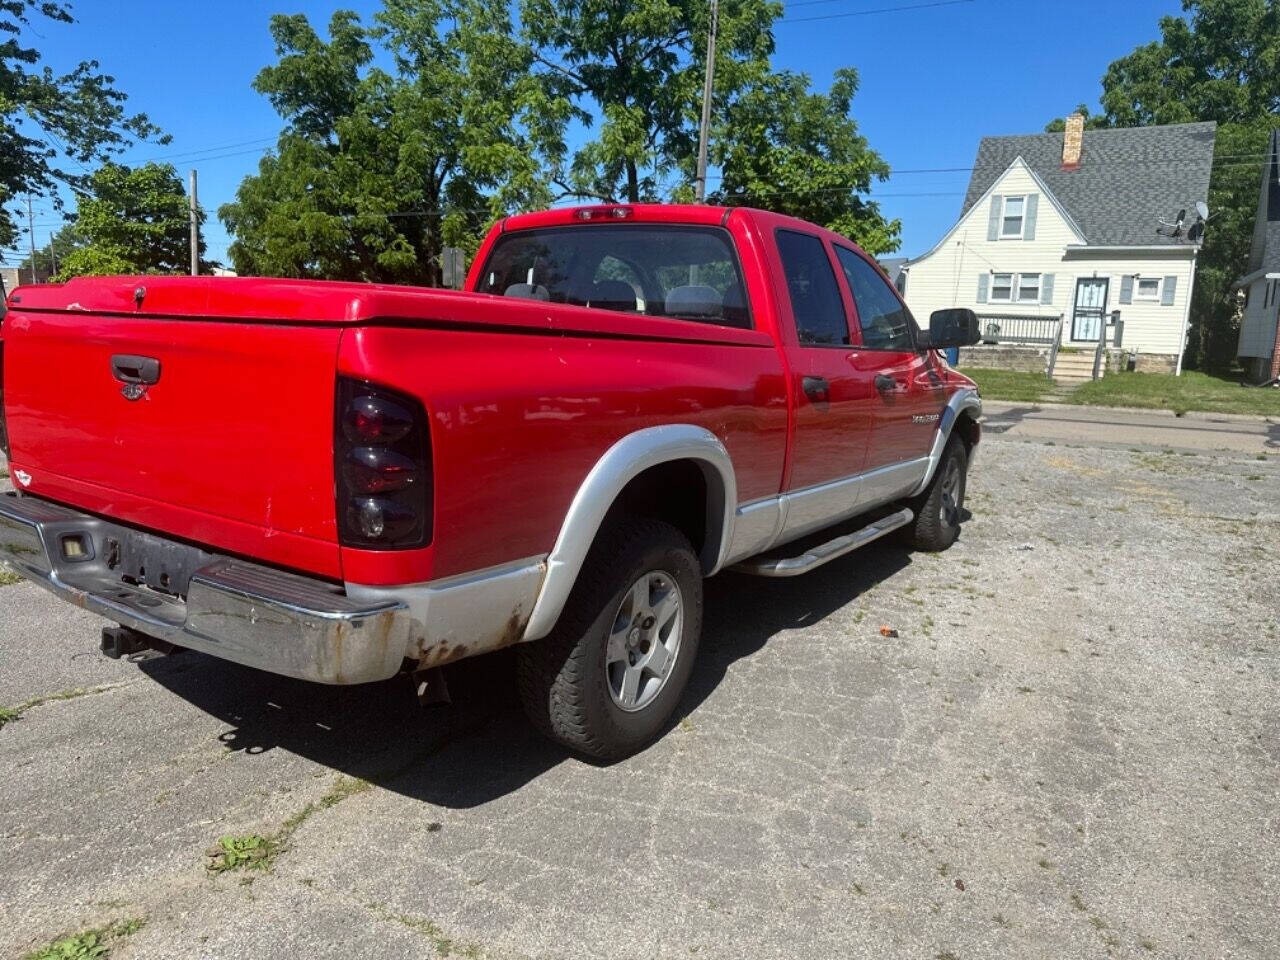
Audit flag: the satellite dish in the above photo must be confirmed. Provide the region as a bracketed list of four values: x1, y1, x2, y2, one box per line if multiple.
[1196, 201, 1209, 220]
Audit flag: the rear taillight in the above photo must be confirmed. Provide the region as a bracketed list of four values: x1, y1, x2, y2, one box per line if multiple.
[335, 377, 431, 549]
[0, 340, 9, 460]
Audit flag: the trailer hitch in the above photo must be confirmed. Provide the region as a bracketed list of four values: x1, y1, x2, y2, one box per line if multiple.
[101, 625, 182, 661]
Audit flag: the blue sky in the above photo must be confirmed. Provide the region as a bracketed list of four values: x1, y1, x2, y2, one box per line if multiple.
[7, 0, 1184, 267]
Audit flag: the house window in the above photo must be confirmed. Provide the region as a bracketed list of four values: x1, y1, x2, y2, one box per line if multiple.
[1017, 273, 1041, 302]
[991, 273, 1014, 301]
[1135, 277, 1161, 301]
[1001, 196, 1025, 238]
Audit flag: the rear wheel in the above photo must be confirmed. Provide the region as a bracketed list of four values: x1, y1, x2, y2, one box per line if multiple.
[905, 434, 968, 551]
[517, 517, 702, 759]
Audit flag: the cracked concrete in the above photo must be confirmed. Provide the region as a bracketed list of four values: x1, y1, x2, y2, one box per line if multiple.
[1, 434, 1277, 959]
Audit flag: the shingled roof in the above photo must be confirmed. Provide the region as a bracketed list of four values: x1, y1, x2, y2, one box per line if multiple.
[960, 121, 1217, 247]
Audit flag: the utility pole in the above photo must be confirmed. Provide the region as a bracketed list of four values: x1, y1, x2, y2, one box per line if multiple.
[49, 232, 58, 277]
[188, 169, 199, 276]
[26, 196, 37, 284]
[694, 0, 719, 204]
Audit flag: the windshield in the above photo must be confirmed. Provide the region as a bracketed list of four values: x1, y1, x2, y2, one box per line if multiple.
[476, 224, 751, 329]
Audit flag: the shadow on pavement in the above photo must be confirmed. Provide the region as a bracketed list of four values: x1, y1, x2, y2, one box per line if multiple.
[140, 542, 914, 808]
[979, 404, 1039, 435]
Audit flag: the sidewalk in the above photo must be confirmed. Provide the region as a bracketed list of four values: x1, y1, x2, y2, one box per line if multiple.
[981, 399, 1280, 456]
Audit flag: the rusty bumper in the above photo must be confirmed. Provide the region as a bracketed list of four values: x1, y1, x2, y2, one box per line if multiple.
[0, 492, 413, 684]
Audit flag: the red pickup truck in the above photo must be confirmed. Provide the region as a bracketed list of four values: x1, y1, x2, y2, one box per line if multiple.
[0, 203, 980, 758]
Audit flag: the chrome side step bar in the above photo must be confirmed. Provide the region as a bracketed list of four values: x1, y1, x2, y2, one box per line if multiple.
[731, 507, 914, 578]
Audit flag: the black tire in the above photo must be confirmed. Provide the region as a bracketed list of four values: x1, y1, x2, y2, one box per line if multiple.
[905, 434, 968, 552]
[516, 517, 703, 759]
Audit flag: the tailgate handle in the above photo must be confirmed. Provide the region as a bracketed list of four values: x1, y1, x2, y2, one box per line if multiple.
[111, 355, 161, 385]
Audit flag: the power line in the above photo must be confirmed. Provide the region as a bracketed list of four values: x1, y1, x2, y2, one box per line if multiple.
[132, 136, 278, 165]
[779, 0, 975, 24]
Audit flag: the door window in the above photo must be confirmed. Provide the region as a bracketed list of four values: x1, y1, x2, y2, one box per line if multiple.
[775, 230, 850, 346]
[835, 247, 914, 352]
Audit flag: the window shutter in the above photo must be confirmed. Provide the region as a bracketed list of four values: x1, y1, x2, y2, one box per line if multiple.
[1162, 275, 1177, 306]
[1040, 273, 1054, 304]
[987, 196, 1002, 241]
[1119, 275, 1134, 304]
[1023, 194, 1038, 241]
[977, 273, 989, 303]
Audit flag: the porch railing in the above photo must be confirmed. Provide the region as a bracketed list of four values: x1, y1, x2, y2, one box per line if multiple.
[976, 313, 1064, 347]
[974, 313, 1066, 377]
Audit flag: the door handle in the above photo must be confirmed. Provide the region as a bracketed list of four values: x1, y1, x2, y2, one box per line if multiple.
[802, 375, 830, 403]
[874, 373, 898, 394]
[110, 354, 161, 385]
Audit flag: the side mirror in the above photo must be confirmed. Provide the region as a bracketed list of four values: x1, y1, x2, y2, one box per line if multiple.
[924, 308, 980, 349]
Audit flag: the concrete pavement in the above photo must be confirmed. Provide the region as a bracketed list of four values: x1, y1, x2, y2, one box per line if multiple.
[1, 424, 1278, 959]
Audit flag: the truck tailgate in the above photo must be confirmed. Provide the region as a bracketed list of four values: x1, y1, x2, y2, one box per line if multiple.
[3, 309, 343, 579]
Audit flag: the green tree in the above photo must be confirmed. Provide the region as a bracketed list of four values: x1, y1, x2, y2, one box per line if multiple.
[56, 162, 202, 278]
[1, 0, 167, 255]
[523, 0, 898, 251]
[1050, 0, 1280, 370]
[704, 67, 900, 255]
[220, 3, 568, 285]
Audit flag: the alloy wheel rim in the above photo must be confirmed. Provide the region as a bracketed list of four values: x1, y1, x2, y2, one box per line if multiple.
[606, 570, 684, 712]
[940, 459, 962, 529]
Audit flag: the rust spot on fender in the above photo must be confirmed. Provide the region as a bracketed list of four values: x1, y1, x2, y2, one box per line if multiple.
[413, 605, 531, 670]
[497, 609, 525, 649]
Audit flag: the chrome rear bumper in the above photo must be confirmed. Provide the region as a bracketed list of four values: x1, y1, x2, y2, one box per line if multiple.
[0, 492, 413, 684]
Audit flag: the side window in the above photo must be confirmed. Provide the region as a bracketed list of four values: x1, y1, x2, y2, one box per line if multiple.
[775, 230, 850, 346]
[835, 247, 914, 352]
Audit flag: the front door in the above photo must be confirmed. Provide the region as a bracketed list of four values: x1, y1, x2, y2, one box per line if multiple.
[834, 245, 946, 486]
[1072, 277, 1109, 342]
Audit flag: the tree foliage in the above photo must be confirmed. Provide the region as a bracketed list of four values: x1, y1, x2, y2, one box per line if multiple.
[0, 0, 167, 255]
[523, 0, 899, 251]
[56, 162, 202, 279]
[705, 67, 900, 254]
[219, 2, 568, 284]
[1051, 0, 1280, 370]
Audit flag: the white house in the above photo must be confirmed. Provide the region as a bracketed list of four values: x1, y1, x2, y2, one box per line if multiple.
[1234, 129, 1280, 384]
[901, 117, 1217, 374]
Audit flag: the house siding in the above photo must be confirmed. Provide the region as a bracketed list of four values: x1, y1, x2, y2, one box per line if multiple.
[1238, 277, 1279, 360]
[904, 160, 1195, 358]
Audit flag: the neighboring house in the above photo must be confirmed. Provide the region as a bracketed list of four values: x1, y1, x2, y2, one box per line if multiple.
[877, 256, 908, 294]
[901, 117, 1216, 374]
[2, 266, 53, 293]
[1234, 129, 1280, 384]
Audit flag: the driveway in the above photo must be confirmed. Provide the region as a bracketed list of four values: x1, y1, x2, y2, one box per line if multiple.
[1, 423, 1277, 960]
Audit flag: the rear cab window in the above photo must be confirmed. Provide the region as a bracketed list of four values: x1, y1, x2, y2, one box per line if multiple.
[477, 225, 752, 329]
[774, 229, 851, 347]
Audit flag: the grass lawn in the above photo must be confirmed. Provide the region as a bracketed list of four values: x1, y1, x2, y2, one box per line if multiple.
[958, 368, 1053, 403]
[1066, 370, 1280, 416]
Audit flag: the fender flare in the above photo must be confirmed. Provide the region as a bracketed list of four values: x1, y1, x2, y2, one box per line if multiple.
[908, 387, 982, 498]
[522, 425, 737, 642]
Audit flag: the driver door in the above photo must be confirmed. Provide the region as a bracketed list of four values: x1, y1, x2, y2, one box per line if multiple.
[833, 246, 946, 491]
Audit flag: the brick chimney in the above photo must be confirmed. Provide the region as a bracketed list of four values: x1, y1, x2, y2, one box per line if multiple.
[1062, 113, 1084, 170]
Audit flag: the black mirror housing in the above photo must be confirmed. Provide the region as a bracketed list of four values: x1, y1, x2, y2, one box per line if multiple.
[924, 308, 980, 349]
